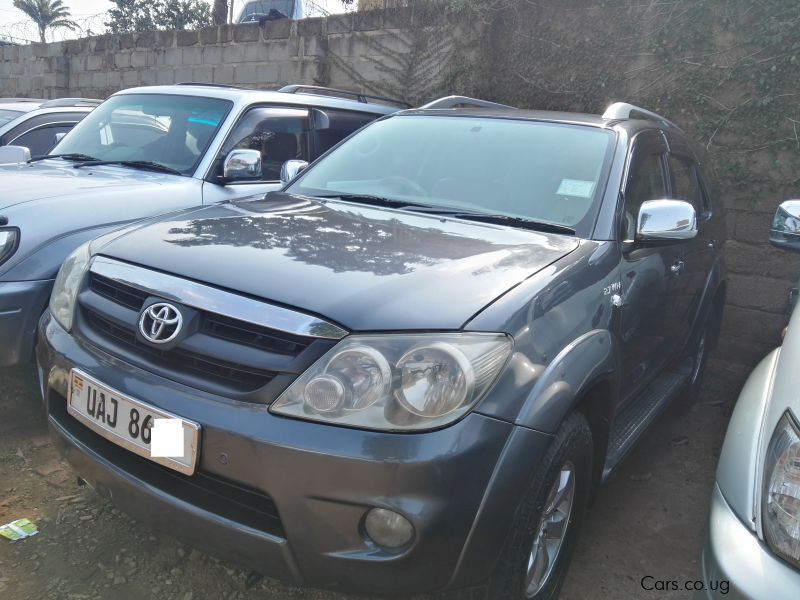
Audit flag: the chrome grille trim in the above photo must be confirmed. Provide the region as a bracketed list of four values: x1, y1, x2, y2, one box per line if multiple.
[90, 256, 348, 340]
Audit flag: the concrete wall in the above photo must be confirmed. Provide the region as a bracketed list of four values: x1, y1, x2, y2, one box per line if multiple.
[0, 9, 465, 103]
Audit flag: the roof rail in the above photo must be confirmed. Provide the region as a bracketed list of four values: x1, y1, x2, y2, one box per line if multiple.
[175, 82, 245, 89]
[602, 102, 681, 130]
[40, 97, 102, 108]
[420, 96, 515, 110]
[278, 85, 412, 109]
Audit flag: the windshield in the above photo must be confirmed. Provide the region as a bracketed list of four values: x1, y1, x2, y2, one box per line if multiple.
[241, 0, 295, 19]
[288, 115, 614, 233]
[0, 109, 23, 126]
[53, 94, 233, 175]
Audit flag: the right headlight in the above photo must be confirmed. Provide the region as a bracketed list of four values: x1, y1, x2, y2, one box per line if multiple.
[762, 411, 800, 568]
[49, 241, 92, 332]
[270, 333, 513, 431]
[0, 227, 19, 266]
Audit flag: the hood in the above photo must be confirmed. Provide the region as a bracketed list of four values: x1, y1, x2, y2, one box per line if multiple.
[99, 193, 580, 331]
[0, 160, 183, 211]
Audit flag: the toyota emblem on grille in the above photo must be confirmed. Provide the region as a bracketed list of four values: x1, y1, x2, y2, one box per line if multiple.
[139, 302, 182, 344]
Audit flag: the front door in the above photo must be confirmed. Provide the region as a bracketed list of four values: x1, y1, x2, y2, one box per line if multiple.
[202, 105, 311, 204]
[617, 131, 695, 403]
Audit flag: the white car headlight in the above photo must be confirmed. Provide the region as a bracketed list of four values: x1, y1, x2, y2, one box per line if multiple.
[271, 333, 512, 431]
[762, 411, 800, 568]
[0, 227, 19, 266]
[49, 242, 92, 332]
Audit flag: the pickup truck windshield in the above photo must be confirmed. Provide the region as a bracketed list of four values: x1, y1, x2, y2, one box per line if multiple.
[53, 94, 233, 175]
[289, 115, 614, 232]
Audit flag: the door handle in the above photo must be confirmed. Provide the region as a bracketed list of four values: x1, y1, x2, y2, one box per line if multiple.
[670, 260, 685, 276]
[708, 239, 716, 249]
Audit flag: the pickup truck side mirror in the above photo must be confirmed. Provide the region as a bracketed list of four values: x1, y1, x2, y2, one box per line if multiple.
[280, 159, 309, 186]
[223, 149, 262, 181]
[636, 199, 697, 243]
[0, 145, 31, 165]
[769, 200, 800, 254]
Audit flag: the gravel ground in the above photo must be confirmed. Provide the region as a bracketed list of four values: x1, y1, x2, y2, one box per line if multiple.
[0, 360, 745, 600]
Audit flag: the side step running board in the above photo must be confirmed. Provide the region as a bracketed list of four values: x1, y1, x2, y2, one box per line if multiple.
[602, 369, 690, 481]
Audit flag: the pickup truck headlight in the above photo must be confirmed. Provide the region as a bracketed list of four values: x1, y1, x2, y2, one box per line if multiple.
[0, 227, 19, 266]
[271, 333, 512, 431]
[763, 411, 800, 568]
[49, 242, 92, 332]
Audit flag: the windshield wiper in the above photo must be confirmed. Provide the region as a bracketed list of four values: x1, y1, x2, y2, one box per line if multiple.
[28, 153, 99, 163]
[315, 194, 434, 211]
[405, 207, 576, 235]
[73, 160, 182, 176]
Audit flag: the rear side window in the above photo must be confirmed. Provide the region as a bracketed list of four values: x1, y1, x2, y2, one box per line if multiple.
[313, 108, 377, 157]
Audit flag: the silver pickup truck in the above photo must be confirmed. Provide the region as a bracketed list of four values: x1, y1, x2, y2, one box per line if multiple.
[0, 83, 402, 367]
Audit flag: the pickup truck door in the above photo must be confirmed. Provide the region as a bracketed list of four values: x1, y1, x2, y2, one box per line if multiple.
[201, 106, 311, 204]
[617, 130, 695, 403]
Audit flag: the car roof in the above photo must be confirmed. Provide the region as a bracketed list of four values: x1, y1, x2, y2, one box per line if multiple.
[0, 100, 44, 113]
[113, 85, 399, 116]
[395, 106, 680, 136]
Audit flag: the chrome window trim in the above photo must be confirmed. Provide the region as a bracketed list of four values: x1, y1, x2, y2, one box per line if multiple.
[90, 256, 348, 340]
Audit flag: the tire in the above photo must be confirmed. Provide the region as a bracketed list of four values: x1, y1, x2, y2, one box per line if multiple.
[486, 411, 594, 600]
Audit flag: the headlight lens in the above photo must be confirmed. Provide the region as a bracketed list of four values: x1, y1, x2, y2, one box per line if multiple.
[271, 333, 512, 431]
[0, 227, 19, 266]
[49, 242, 92, 332]
[762, 411, 800, 568]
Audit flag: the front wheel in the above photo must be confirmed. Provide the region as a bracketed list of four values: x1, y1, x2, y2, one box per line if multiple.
[488, 412, 593, 600]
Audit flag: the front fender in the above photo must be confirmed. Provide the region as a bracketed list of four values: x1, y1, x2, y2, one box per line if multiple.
[514, 329, 618, 433]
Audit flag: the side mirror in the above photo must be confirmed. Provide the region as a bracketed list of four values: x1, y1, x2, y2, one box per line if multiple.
[637, 199, 697, 243]
[223, 149, 262, 181]
[770, 200, 800, 254]
[280, 159, 309, 186]
[54, 132, 67, 144]
[0, 145, 31, 165]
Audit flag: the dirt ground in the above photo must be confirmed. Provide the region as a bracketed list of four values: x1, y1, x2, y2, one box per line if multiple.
[0, 360, 745, 600]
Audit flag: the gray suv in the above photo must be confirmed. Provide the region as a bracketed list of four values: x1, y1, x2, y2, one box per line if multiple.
[0, 83, 400, 367]
[37, 98, 726, 598]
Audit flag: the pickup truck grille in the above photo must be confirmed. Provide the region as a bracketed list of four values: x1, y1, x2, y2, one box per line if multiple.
[76, 258, 343, 402]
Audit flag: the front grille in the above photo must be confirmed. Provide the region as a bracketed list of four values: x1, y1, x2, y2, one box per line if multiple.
[50, 391, 285, 538]
[86, 311, 275, 391]
[89, 273, 311, 356]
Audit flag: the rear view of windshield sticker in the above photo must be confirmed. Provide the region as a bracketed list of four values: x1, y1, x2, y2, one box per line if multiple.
[557, 179, 595, 198]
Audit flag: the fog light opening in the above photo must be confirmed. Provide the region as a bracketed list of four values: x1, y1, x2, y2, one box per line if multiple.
[363, 508, 414, 550]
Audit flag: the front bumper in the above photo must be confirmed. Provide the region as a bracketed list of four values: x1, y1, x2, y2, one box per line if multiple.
[0, 278, 53, 367]
[37, 312, 553, 595]
[700, 483, 800, 599]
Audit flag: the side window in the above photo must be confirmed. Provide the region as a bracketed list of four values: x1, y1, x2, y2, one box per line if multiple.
[218, 107, 309, 182]
[312, 109, 377, 158]
[623, 151, 666, 239]
[668, 155, 705, 214]
[12, 124, 74, 156]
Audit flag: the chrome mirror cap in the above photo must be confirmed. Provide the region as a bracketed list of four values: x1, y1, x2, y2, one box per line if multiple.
[0, 145, 31, 165]
[223, 149, 262, 180]
[770, 200, 800, 254]
[280, 159, 309, 186]
[636, 199, 697, 242]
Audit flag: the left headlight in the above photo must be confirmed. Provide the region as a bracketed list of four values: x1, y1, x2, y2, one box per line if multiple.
[0, 227, 19, 266]
[270, 333, 513, 431]
[49, 242, 92, 332]
[762, 411, 800, 568]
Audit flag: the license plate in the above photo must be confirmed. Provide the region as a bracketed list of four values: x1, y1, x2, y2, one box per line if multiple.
[67, 369, 200, 475]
